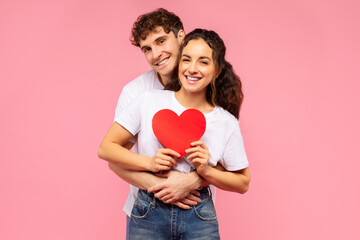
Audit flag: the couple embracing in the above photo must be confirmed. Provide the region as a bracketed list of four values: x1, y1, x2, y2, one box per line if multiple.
[98, 8, 250, 240]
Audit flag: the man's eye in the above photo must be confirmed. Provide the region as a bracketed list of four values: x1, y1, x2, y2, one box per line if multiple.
[143, 48, 151, 53]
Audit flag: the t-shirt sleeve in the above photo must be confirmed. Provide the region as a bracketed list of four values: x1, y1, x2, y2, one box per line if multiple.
[114, 92, 147, 137]
[114, 84, 139, 121]
[113, 78, 144, 142]
[220, 123, 249, 171]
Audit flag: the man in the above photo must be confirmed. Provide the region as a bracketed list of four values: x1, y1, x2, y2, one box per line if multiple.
[107, 8, 208, 238]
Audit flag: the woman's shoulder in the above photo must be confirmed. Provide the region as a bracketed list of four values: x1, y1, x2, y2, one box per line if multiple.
[213, 106, 239, 123]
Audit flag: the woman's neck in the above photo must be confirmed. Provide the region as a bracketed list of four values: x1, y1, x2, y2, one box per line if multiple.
[175, 88, 214, 113]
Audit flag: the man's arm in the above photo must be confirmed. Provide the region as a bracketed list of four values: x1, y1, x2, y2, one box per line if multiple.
[147, 171, 206, 203]
[108, 162, 163, 190]
[101, 125, 201, 208]
[147, 162, 226, 203]
[108, 163, 202, 209]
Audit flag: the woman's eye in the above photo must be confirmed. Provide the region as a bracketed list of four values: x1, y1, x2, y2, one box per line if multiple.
[201, 61, 208, 65]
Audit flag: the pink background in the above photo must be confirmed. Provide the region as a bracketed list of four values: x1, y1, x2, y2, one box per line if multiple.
[1, 0, 359, 239]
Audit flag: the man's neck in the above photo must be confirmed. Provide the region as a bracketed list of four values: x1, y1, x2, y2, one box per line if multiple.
[157, 72, 171, 86]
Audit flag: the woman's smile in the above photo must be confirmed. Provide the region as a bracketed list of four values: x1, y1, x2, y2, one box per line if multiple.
[179, 39, 217, 94]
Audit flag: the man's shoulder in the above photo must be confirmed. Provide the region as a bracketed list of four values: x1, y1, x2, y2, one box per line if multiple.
[122, 69, 159, 93]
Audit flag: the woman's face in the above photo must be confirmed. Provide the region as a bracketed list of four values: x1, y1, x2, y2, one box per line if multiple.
[178, 39, 217, 95]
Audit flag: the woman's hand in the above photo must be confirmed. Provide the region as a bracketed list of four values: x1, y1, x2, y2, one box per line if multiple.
[150, 148, 180, 172]
[186, 141, 210, 176]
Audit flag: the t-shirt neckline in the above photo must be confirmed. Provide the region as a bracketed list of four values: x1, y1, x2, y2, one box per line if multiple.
[170, 91, 219, 118]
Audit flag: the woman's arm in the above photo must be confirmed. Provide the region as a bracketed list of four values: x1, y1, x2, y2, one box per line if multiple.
[196, 167, 250, 194]
[98, 122, 179, 172]
[186, 141, 250, 194]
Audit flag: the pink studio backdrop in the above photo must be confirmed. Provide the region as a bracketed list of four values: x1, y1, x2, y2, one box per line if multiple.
[1, 0, 359, 239]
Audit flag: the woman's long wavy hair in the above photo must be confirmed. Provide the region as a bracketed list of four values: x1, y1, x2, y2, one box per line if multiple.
[165, 29, 244, 119]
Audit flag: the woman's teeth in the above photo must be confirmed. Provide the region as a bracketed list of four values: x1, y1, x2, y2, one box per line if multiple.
[186, 76, 201, 81]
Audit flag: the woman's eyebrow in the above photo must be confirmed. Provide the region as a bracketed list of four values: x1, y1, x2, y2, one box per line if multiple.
[182, 54, 211, 61]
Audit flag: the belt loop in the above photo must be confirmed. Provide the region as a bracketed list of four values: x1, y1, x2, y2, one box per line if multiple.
[207, 186, 212, 198]
[151, 193, 156, 208]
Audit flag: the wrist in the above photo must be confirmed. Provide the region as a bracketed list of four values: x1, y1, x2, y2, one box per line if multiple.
[185, 171, 204, 189]
[197, 166, 212, 179]
[146, 174, 165, 189]
[143, 156, 154, 172]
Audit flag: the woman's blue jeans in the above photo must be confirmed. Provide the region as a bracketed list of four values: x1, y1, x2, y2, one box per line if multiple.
[128, 187, 220, 240]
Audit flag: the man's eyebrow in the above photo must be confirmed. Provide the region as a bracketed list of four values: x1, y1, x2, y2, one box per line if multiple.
[140, 35, 168, 51]
[154, 35, 167, 42]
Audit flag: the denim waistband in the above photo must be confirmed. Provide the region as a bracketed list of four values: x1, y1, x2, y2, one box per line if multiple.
[138, 187, 212, 207]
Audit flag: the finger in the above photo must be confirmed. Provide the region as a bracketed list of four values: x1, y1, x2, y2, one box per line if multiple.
[167, 157, 177, 167]
[156, 152, 175, 162]
[156, 159, 174, 167]
[191, 158, 207, 167]
[185, 146, 209, 156]
[179, 198, 198, 206]
[159, 148, 181, 158]
[148, 182, 166, 193]
[190, 190, 201, 197]
[190, 141, 208, 150]
[158, 193, 175, 203]
[162, 195, 175, 203]
[155, 165, 172, 172]
[186, 193, 201, 203]
[156, 155, 177, 167]
[154, 189, 170, 199]
[164, 196, 179, 204]
[187, 152, 207, 160]
[173, 201, 191, 210]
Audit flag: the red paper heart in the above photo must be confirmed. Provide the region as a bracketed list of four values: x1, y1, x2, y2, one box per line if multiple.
[152, 109, 206, 159]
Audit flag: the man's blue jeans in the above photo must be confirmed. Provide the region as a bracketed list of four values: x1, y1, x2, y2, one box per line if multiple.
[128, 187, 220, 239]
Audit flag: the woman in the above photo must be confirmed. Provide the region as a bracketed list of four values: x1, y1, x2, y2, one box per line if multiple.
[98, 29, 250, 239]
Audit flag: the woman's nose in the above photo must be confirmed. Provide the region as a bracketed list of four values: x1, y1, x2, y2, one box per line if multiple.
[188, 62, 198, 74]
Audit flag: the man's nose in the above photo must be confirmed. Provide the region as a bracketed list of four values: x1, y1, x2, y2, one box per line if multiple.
[152, 47, 162, 61]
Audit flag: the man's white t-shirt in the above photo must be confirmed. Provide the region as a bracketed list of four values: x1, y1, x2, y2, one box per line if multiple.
[114, 70, 163, 216]
[115, 89, 249, 215]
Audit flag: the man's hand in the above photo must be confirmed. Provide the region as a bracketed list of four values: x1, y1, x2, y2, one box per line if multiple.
[148, 171, 201, 206]
[171, 191, 202, 210]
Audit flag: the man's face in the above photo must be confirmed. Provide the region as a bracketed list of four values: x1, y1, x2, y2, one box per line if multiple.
[139, 27, 184, 83]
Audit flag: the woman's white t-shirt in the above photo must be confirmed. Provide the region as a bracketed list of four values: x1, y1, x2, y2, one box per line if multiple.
[115, 90, 249, 174]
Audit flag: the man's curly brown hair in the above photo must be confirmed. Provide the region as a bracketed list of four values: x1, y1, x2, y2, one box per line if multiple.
[130, 8, 184, 47]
